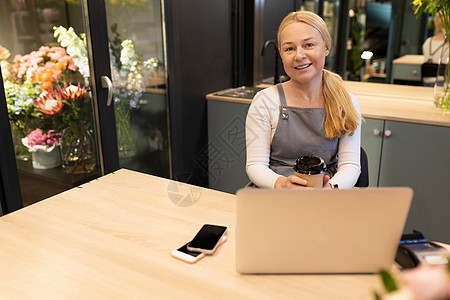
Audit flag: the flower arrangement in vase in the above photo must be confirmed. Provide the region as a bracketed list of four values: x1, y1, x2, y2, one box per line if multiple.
[36, 84, 96, 174]
[54, 24, 162, 159]
[22, 129, 61, 169]
[1, 23, 164, 172]
[2, 43, 81, 137]
[1, 38, 96, 174]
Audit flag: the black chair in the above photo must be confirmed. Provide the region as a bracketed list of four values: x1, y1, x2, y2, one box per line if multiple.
[421, 62, 439, 78]
[355, 147, 369, 188]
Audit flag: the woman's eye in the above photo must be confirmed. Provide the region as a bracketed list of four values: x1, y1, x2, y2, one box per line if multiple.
[285, 47, 294, 52]
[305, 43, 314, 48]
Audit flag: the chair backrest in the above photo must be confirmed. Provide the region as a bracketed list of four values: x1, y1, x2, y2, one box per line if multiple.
[355, 147, 369, 188]
[421, 63, 439, 78]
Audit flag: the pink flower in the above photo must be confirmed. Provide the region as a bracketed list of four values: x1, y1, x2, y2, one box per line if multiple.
[52, 70, 62, 80]
[24, 129, 60, 148]
[47, 48, 65, 61]
[44, 61, 56, 69]
[30, 57, 43, 65]
[67, 61, 78, 72]
[11, 46, 77, 83]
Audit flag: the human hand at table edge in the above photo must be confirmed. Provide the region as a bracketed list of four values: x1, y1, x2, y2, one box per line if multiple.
[274, 174, 330, 189]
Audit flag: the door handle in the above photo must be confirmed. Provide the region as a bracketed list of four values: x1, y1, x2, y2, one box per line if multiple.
[384, 129, 392, 137]
[101, 76, 113, 106]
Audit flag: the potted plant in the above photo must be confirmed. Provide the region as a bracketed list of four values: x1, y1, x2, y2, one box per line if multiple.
[22, 129, 61, 169]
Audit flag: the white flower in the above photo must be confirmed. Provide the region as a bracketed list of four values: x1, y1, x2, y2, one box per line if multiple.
[44, 99, 58, 111]
[65, 85, 78, 93]
[120, 40, 138, 71]
[54, 26, 89, 77]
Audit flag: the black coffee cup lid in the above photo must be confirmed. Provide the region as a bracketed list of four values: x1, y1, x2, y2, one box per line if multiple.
[293, 156, 326, 175]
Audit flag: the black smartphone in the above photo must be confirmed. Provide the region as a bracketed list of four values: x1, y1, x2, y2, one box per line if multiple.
[187, 224, 227, 254]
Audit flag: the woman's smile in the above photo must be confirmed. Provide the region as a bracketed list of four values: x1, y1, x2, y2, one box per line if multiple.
[294, 63, 312, 70]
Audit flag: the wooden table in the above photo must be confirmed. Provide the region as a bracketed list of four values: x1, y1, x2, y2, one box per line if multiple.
[0, 169, 386, 299]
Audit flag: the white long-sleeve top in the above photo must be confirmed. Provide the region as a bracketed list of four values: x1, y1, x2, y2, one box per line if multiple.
[245, 86, 361, 189]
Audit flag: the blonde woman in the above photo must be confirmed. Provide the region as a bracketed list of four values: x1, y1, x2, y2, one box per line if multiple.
[245, 10, 361, 189]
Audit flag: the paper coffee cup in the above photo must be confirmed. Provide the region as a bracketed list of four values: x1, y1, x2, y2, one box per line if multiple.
[293, 156, 326, 188]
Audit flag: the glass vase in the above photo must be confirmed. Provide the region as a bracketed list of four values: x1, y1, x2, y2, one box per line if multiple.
[61, 126, 96, 174]
[10, 123, 32, 161]
[115, 101, 136, 159]
[117, 119, 136, 159]
[434, 36, 450, 109]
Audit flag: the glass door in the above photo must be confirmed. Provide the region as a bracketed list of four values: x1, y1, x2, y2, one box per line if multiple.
[0, 0, 170, 211]
[0, 0, 103, 208]
[104, 0, 170, 177]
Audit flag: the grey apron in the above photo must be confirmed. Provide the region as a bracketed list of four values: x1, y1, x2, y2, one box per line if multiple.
[247, 83, 338, 188]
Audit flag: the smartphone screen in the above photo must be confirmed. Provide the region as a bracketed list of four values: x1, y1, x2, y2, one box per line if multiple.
[188, 224, 227, 252]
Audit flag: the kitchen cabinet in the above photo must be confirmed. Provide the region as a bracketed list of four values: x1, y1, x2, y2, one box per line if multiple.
[361, 118, 384, 186]
[361, 119, 450, 243]
[207, 99, 249, 193]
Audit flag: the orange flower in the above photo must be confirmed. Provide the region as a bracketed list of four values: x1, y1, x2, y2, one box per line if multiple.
[35, 90, 63, 115]
[41, 81, 53, 91]
[0, 44, 10, 60]
[55, 61, 67, 71]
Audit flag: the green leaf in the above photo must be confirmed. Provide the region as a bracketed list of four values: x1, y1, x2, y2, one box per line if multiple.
[374, 291, 382, 300]
[380, 269, 398, 293]
[415, 4, 426, 16]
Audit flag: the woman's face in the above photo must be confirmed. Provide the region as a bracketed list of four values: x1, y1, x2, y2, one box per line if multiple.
[279, 22, 329, 86]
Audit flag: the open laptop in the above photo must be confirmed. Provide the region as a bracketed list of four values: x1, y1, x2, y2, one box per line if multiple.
[235, 187, 413, 274]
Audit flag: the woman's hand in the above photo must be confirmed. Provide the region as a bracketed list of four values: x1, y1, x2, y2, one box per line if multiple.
[275, 174, 331, 189]
[322, 175, 331, 189]
[274, 175, 309, 188]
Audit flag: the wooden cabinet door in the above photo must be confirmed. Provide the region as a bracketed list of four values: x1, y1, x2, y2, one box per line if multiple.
[379, 121, 450, 243]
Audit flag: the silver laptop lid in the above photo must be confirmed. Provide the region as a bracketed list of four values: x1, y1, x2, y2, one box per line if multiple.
[236, 187, 413, 274]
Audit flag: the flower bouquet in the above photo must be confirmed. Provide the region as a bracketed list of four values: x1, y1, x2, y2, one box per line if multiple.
[2, 44, 85, 161]
[412, 0, 450, 109]
[54, 25, 162, 158]
[22, 129, 61, 169]
[110, 38, 146, 158]
[11, 46, 80, 90]
[36, 83, 96, 174]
